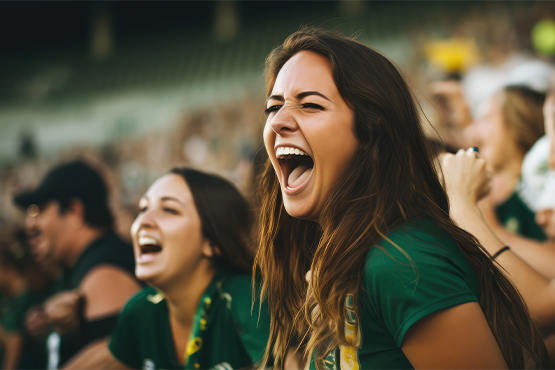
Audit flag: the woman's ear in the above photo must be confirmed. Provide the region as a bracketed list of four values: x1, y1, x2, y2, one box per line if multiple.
[201, 241, 222, 258]
[211, 246, 222, 257]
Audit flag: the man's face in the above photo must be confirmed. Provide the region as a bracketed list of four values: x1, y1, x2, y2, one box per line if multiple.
[32, 200, 73, 265]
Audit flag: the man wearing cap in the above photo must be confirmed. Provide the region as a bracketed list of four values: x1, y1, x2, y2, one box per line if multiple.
[14, 160, 141, 369]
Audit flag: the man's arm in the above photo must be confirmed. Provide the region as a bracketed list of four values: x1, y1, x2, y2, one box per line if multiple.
[62, 265, 141, 368]
[80, 265, 141, 320]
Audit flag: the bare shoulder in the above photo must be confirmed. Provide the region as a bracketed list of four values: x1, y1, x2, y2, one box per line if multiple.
[401, 301, 508, 369]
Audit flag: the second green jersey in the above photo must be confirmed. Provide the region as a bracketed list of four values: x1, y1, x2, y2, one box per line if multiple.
[2, 290, 50, 369]
[109, 271, 271, 370]
[496, 191, 547, 241]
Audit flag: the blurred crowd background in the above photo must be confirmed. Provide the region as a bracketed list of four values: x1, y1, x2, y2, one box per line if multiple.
[2, 1, 555, 366]
[1, 1, 553, 237]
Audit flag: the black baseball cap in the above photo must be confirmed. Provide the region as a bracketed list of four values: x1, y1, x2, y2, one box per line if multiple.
[14, 160, 109, 209]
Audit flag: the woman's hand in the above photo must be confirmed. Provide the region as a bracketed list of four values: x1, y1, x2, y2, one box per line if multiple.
[441, 148, 491, 207]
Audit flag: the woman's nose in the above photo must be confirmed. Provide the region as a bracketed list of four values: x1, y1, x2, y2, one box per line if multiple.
[138, 208, 156, 228]
[269, 106, 299, 135]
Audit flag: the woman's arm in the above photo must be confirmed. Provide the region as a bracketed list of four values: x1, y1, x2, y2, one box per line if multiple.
[442, 150, 555, 334]
[62, 338, 130, 369]
[474, 92, 555, 280]
[479, 195, 555, 281]
[543, 93, 555, 170]
[452, 199, 555, 334]
[402, 301, 507, 369]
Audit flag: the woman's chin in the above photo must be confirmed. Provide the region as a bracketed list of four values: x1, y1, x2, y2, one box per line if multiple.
[283, 200, 319, 222]
[135, 267, 161, 285]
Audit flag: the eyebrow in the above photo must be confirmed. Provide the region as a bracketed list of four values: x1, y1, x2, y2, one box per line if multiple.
[267, 91, 331, 103]
[141, 196, 185, 206]
[160, 196, 185, 205]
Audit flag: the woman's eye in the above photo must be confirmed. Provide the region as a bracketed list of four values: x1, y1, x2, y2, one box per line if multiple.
[264, 105, 282, 115]
[163, 208, 179, 215]
[302, 103, 324, 111]
[138, 206, 147, 213]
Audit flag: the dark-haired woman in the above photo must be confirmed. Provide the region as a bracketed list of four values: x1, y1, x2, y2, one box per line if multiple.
[254, 27, 547, 369]
[66, 168, 270, 370]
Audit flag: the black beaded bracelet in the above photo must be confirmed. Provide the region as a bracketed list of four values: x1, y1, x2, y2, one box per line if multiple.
[492, 246, 510, 259]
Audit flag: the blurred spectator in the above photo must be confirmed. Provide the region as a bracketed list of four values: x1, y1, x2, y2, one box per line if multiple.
[429, 80, 473, 149]
[464, 84, 555, 282]
[466, 85, 546, 240]
[13, 160, 141, 369]
[442, 149, 555, 365]
[0, 230, 54, 369]
[520, 135, 555, 242]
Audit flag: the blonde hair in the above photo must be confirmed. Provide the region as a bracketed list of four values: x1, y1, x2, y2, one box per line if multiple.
[501, 86, 545, 155]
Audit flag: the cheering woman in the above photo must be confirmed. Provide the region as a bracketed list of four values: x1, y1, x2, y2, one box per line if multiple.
[254, 27, 547, 369]
[67, 168, 270, 369]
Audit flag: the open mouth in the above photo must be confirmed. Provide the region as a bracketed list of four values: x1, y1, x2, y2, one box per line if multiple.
[276, 146, 314, 190]
[138, 237, 162, 257]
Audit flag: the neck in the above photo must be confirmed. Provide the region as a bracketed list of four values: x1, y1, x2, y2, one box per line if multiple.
[498, 156, 523, 179]
[164, 262, 216, 327]
[65, 227, 107, 268]
[488, 155, 524, 205]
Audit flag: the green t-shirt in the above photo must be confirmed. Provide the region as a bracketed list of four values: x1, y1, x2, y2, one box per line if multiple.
[109, 271, 271, 370]
[2, 290, 50, 369]
[496, 191, 547, 241]
[2, 291, 36, 333]
[312, 219, 480, 370]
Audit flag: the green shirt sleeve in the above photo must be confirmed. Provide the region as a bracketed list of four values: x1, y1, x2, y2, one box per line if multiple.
[227, 276, 271, 363]
[364, 224, 478, 347]
[108, 292, 143, 369]
[2, 292, 33, 333]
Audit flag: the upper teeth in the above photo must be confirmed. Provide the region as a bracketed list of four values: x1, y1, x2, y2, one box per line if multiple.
[276, 147, 308, 158]
[138, 237, 159, 247]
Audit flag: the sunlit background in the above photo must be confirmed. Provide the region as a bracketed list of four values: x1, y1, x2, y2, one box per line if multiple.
[1, 1, 554, 236]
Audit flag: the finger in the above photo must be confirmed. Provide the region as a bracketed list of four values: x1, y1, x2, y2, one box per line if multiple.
[440, 153, 454, 166]
[466, 147, 479, 158]
[456, 148, 465, 156]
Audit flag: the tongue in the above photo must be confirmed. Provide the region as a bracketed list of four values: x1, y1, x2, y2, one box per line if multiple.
[142, 245, 162, 254]
[288, 164, 313, 188]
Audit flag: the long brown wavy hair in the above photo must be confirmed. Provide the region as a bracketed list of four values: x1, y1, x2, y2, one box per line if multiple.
[253, 27, 548, 369]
